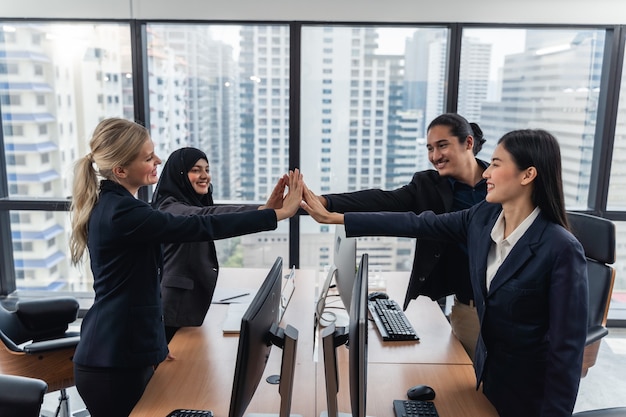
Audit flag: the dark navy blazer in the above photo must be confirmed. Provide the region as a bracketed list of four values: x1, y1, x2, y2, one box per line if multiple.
[157, 196, 259, 328]
[73, 180, 277, 369]
[345, 201, 588, 417]
[324, 163, 489, 308]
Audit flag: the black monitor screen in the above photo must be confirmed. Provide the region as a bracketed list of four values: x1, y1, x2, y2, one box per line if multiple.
[349, 253, 368, 417]
[319, 253, 368, 417]
[228, 257, 284, 417]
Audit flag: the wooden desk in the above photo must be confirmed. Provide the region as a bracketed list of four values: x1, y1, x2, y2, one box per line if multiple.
[131, 268, 496, 417]
[131, 268, 317, 417]
[364, 272, 471, 365]
[316, 359, 497, 417]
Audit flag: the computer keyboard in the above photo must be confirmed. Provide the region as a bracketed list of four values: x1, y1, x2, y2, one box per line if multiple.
[368, 298, 419, 341]
[165, 409, 213, 417]
[393, 399, 439, 417]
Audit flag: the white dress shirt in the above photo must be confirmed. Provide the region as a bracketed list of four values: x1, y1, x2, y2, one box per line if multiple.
[485, 206, 541, 291]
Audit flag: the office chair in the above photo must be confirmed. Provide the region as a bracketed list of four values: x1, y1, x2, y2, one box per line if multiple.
[567, 212, 616, 377]
[573, 408, 626, 416]
[0, 374, 48, 417]
[0, 296, 81, 417]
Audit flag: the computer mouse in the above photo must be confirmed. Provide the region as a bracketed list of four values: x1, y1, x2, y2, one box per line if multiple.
[407, 384, 436, 401]
[367, 291, 389, 301]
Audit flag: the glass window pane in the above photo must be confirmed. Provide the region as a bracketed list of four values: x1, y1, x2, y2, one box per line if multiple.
[0, 22, 134, 199]
[609, 58, 626, 300]
[146, 23, 290, 269]
[608, 51, 626, 210]
[459, 28, 605, 210]
[300, 26, 446, 274]
[0, 22, 132, 296]
[609, 221, 626, 320]
[10, 210, 93, 293]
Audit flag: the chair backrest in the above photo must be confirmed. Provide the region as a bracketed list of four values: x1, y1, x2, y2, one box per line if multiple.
[0, 297, 79, 346]
[567, 212, 616, 337]
[0, 374, 48, 417]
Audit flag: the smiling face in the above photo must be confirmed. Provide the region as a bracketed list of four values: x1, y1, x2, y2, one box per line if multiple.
[187, 158, 211, 195]
[426, 124, 474, 179]
[115, 138, 161, 195]
[483, 143, 533, 205]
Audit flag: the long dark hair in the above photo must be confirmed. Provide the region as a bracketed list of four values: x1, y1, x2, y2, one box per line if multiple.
[498, 129, 569, 229]
[427, 113, 486, 155]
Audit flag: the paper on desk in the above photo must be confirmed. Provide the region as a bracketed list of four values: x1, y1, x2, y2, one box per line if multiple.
[221, 303, 251, 334]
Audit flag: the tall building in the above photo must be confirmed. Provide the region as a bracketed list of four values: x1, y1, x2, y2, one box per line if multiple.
[238, 26, 291, 202]
[147, 26, 241, 200]
[479, 30, 604, 208]
[296, 26, 417, 272]
[1, 24, 130, 289]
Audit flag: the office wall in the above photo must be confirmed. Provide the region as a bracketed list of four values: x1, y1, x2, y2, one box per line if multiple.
[1, 0, 625, 24]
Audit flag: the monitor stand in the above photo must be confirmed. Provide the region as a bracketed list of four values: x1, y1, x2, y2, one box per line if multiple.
[248, 324, 303, 417]
[318, 324, 376, 417]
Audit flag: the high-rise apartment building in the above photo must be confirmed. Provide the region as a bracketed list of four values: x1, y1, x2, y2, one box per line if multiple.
[1, 24, 130, 289]
[479, 30, 604, 208]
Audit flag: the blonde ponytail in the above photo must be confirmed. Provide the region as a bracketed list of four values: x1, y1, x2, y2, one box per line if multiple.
[69, 118, 150, 264]
[69, 155, 99, 264]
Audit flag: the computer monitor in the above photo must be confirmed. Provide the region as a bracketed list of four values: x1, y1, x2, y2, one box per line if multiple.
[314, 226, 357, 329]
[228, 256, 301, 417]
[320, 253, 369, 417]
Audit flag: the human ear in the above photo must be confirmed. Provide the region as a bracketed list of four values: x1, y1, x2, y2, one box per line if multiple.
[521, 166, 537, 185]
[113, 166, 127, 179]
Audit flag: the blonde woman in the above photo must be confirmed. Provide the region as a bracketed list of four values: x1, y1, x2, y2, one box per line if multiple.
[70, 118, 302, 417]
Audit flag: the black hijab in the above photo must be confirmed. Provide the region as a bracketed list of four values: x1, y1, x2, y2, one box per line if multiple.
[151, 147, 213, 208]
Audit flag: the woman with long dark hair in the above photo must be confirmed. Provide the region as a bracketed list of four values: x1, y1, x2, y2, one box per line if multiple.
[301, 129, 588, 417]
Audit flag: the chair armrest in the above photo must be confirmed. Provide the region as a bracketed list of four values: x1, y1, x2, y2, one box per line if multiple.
[586, 325, 609, 346]
[0, 374, 47, 411]
[23, 335, 80, 354]
[0, 329, 23, 353]
[15, 297, 79, 336]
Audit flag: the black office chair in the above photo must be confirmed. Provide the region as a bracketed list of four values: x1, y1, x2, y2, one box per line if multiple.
[567, 212, 616, 377]
[0, 374, 48, 417]
[0, 296, 81, 417]
[573, 408, 626, 416]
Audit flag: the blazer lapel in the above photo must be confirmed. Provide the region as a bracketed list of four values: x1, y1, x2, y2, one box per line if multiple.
[472, 207, 500, 299]
[486, 214, 548, 296]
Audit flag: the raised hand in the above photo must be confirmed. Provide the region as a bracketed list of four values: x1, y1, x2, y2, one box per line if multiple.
[275, 169, 303, 221]
[260, 174, 289, 210]
[300, 183, 344, 224]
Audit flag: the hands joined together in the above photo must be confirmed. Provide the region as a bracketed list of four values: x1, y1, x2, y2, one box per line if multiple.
[263, 169, 344, 224]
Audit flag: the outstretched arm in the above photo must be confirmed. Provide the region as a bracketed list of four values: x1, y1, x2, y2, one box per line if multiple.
[300, 184, 344, 224]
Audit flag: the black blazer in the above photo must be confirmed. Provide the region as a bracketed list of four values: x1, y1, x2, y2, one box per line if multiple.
[324, 162, 487, 308]
[73, 181, 277, 368]
[345, 202, 588, 417]
[157, 196, 259, 327]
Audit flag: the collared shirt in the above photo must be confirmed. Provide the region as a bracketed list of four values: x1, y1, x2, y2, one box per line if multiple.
[448, 160, 489, 213]
[447, 159, 489, 260]
[486, 206, 541, 291]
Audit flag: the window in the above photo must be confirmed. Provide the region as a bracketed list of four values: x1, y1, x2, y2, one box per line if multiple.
[0, 22, 133, 292]
[146, 23, 291, 268]
[459, 28, 605, 209]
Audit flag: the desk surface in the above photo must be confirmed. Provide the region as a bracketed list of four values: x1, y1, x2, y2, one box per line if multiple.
[130, 267, 496, 417]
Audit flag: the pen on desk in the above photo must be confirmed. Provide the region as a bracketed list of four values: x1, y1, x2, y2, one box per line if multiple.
[219, 292, 250, 302]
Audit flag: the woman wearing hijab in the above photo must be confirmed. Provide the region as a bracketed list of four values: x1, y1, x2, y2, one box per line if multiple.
[151, 147, 290, 342]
